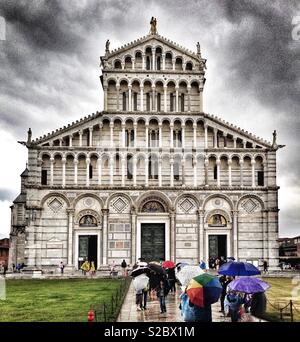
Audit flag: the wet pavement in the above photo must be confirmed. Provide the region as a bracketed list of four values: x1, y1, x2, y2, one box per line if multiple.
[117, 281, 232, 322]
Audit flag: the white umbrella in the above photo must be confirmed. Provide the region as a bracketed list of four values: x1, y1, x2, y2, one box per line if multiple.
[133, 274, 149, 292]
[176, 265, 204, 286]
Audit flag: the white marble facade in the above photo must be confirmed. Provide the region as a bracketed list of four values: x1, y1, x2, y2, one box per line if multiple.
[9, 24, 280, 271]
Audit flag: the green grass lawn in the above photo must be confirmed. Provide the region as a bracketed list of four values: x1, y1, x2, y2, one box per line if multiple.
[0, 278, 123, 322]
[262, 277, 300, 322]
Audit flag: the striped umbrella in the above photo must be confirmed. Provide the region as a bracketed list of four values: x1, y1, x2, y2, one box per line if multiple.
[186, 273, 222, 308]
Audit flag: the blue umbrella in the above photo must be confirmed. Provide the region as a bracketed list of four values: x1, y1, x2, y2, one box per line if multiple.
[227, 257, 235, 261]
[228, 277, 270, 293]
[218, 261, 260, 276]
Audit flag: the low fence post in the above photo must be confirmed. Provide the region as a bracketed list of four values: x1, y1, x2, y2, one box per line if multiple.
[290, 300, 293, 322]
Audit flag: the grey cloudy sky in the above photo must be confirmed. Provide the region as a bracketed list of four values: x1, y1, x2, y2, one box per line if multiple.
[0, 0, 299, 237]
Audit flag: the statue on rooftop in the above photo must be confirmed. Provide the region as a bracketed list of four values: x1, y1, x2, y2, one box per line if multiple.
[105, 39, 110, 54]
[150, 17, 157, 35]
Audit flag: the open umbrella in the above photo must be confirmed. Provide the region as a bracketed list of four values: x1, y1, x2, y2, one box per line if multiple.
[228, 277, 270, 294]
[176, 266, 204, 286]
[186, 273, 222, 308]
[148, 262, 165, 275]
[130, 266, 149, 277]
[219, 261, 260, 276]
[227, 257, 235, 261]
[162, 260, 175, 269]
[133, 274, 149, 292]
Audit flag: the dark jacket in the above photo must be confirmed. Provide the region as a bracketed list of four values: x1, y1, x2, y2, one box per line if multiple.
[250, 292, 267, 316]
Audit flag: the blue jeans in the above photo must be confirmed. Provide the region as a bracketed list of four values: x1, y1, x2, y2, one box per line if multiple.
[159, 296, 166, 312]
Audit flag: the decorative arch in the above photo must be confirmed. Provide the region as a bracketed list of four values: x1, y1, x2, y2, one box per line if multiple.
[105, 192, 134, 210]
[76, 209, 101, 226]
[237, 194, 265, 211]
[202, 194, 234, 211]
[136, 191, 172, 212]
[72, 193, 104, 210]
[175, 194, 200, 214]
[41, 192, 71, 208]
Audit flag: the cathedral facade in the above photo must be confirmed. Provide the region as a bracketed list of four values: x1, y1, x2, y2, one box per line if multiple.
[9, 22, 280, 272]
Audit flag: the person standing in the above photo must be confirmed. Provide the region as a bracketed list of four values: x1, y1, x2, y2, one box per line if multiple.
[156, 280, 168, 314]
[219, 275, 232, 314]
[59, 261, 65, 275]
[142, 281, 149, 310]
[3, 262, 8, 277]
[224, 291, 243, 322]
[90, 261, 96, 276]
[121, 259, 127, 277]
[263, 260, 269, 274]
[167, 267, 176, 293]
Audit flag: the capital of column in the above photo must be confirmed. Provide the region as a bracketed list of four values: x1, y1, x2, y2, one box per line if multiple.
[102, 208, 109, 215]
[128, 85, 132, 89]
[86, 158, 90, 164]
[74, 159, 78, 165]
[197, 209, 205, 217]
[228, 159, 232, 165]
[89, 127, 93, 132]
[50, 157, 54, 163]
[239, 160, 244, 166]
[62, 157, 67, 164]
[110, 122, 114, 128]
[158, 122, 162, 127]
[216, 159, 221, 165]
[204, 157, 209, 165]
[66, 209, 75, 215]
[78, 130, 83, 136]
[251, 159, 256, 165]
[116, 84, 120, 89]
[193, 122, 197, 128]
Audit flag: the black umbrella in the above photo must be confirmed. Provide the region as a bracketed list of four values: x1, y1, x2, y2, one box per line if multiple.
[148, 262, 166, 275]
[130, 266, 150, 277]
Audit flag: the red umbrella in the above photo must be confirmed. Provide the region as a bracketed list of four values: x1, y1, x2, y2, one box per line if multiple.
[162, 260, 175, 269]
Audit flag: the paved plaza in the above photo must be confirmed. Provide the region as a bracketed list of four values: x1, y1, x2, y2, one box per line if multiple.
[117, 281, 231, 322]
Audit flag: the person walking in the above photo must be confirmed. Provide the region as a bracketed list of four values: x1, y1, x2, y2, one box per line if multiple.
[224, 291, 243, 322]
[180, 292, 212, 322]
[219, 276, 232, 314]
[142, 281, 149, 310]
[135, 288, 143, 311]
[109, 260, 116, 277]
[121, 259, 127, 277]
[166, 267, 176, 293]
[59, 261, 65, 275]
[3, 263, 8, 277]
[156, 280, 168, 314]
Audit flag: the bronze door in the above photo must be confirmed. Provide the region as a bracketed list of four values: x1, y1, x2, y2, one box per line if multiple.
[141, 223, 165, 262]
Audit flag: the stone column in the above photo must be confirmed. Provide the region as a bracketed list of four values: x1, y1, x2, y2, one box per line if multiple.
[233, 136, 237, 148]
[164, 86, 167, 112]
[198, 210, 204, 262]
[50, 157, 54, 186]
[162, 53, 166, 70]
[104, 85, 108, 111]
[67, 209, 75, 267]
[140, 86, 144, 111]
[204, 124, 208, 149]
[232, 210, 238, 260]
[132, 57, 135, 70]
[134, 122, 137, 148]
[121, 61, 125, 70]
[86, 157, 90, 187]
[187, 86, 191, 112]
[181, 157, 185, 186]
[204, 157, 209, 186]
[116, 85, 120, 111]
[193, 158, 197, 187]
[172, 58, 176, 71]
[89, 127, 93, 147]
[243, 140, 247, 148]
[97, 157, 102, 185]
[59, 137, 63, 147]
[102, 209, 109, 265]
[69, 134, 73, 147]
[159, 122, 162, 148]
[170, 124, 174, 148]
[228, 159, 232, 187]
[193, 122, 197, 149]
[145, 157, 149, 186]
[170, 210, 176, 261]
[79, 130, 83, 147]
[121, 155, 125, 186]
[175, 86, 179, 112]
[239, 160, 244, 187]
[158, 156, 162, 187]
[170, 158, 174, 187]
[152, 47, 156, 70]
[133, 155, 137, 186]
[99, 123, 102, 147]
[152, 86, 156, 111]
[142, 53, 145, 70]
[131, 208, 137, 264]
[216, 158, 221, 187]
[199, 87, 203, 112]
[128, 85, 132, 111]
[109, 155, 114, 185]
[62, 157, 66, 188]
[74, 158, 78, 185]
[214, 128, 218, 148]
[251, 159, 256, 187]
[145, 123, 149, 148]
[121, 123, 126, 148]
[181, 124, 185, 149]
[110, 122, 114, 147]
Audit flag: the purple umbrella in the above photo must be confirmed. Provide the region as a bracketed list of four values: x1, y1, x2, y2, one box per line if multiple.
[228, 277, 270, 294]
[219, 261, 260, 276]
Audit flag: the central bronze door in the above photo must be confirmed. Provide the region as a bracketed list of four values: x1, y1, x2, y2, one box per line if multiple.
[141, 223, 165, 262]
